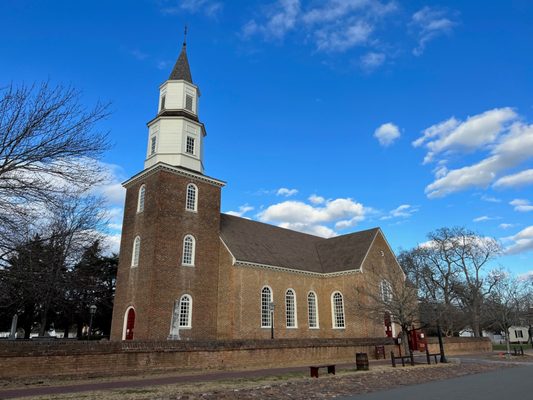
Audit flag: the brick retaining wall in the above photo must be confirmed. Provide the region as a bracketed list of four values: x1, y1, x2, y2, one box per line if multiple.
[0, 337, 491, 379]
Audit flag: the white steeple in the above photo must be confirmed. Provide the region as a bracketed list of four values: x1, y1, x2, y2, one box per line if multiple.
[144, 39, 205, 173]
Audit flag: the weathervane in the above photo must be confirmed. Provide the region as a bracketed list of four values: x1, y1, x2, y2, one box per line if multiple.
[183, 25, 188, 46]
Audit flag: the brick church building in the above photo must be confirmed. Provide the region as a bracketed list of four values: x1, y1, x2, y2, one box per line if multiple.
[110, 43, 405, 342]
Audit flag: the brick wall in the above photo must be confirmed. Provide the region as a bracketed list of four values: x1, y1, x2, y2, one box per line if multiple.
[110, 168, 222, 341]
[0, 337, 490, 379]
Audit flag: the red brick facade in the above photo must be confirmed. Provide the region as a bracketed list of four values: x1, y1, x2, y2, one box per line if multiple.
[110, 167, 405, 341]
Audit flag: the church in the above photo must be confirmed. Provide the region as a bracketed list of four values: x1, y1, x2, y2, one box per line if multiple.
[110, 42, 405, 342]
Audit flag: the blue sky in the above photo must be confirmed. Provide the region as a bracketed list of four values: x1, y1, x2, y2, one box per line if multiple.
[1, 0, 532, 275]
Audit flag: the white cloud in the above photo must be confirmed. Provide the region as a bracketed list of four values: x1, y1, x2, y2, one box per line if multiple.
[226, 204, 254, 218]
[499, 223, 515, 230]
[258, 197, 367, 237]
[411, 6, 457, 56]
[102, 232, 121, 255]
[242, 0, 397, 53]
[309, 194, 325, 204]
[360, 52, 386, 70]
[473, 216, 490, 222]
[494, 169, 533, 189]
[480, 194, 501, 203]
[504, 226, 533, 255]
[374, 122, 400, 146]
[380, 204, 418, 220]
[314, 20, 373, 52]
[241, 0, 300, 40]
[416, 109, 533, 198]
[510, 199, 533, 212]
[277, 187, 299, 197]
[413, 108, 517, 162]
[159, 0, 223, 17]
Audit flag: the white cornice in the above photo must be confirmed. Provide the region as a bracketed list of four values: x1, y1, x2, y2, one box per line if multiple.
[123, 162, 226, 188]
[233, 259, 361, 278]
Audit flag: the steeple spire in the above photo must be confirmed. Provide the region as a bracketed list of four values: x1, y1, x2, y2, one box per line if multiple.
[169, 26, 193, 83]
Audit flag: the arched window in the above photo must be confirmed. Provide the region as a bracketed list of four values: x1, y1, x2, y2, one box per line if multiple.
[285, 289, 297, 328]
[185, 183, 198, 211]
[261, 286, 273, 328]
[137, 184, 146, 213]
[380, 280, 393, 303]
[182, 235, 195, 266]
[131, 236, 141, 267]
[307, 291, 319, 328]
[331, 291, 345, 329]
[178, 294, 192, 328]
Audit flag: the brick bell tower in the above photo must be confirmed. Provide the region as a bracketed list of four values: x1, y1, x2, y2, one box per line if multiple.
[110, 38, 225, 341]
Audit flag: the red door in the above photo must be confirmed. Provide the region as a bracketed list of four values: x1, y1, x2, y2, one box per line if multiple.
[384, 312, 393, 337]
[125, 308, 135, 340]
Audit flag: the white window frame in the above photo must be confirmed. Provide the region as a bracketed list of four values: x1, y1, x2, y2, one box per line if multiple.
[285, 289, 297, 328]
[380, 280, 393, 303]
[185, 183, 198, 212]
[186, 136, 195, 155]
[178, 294, 192, 328]
[131, 236, 141, 267]
[261, 286, 273, 328]
[331, 291, 345, 329]
[307, 291, 319, 329]
[181, 235, 196, 266]
[137, 184, 146, 213]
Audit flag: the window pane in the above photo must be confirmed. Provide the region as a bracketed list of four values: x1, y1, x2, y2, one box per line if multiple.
[186, 184, 196, 211]
[285, 290, 296, 328]
[308, 292, 317, 328]
[261, 287, 272, 328]
[186, 136, 195, 155]
[179, 296, 191, 327]
[138, 185, 145, 212]
[182, 236, 194, 265]
[333, 292, 344, 328]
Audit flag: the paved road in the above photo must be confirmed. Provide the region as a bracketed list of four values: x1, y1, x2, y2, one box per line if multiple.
[338, 364, 533, 400]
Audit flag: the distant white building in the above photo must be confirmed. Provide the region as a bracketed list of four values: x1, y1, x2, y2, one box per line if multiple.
[460, 326, 530, 344]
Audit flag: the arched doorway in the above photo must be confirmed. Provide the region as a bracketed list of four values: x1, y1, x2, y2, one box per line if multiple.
[123, 307, 135, 340]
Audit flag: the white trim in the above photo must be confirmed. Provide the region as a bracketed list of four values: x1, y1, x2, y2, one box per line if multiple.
[362, 228, 405, 279]
[307, 291, 319, 329]
[185, 183, 198, 212]
[137, 184, 146, 213]
[131, 236, 141, 267]
[219, 237, 237, 265]
[181, 234, 196, 266]
[122, 306, 135, 340]
[331, 291, 345, 329]
[261, 285, 273, 328]
[285, 288, 298, 328]
[123, 162, 225, 188]
[177, 294, 192, 328]
[234, 260, 361, 278]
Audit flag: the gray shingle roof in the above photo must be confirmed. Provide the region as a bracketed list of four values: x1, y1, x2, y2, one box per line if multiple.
[169, 44, 193, 83]
[220, 214, 380, 274]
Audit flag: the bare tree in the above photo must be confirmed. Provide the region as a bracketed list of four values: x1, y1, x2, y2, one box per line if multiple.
[448, 228, 502, 337]
[0, 82, 110, 260]
[483, 270, 528, 356]
[355, 266, 419, 354]
[401, 227, 502, 338]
